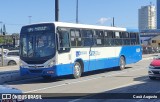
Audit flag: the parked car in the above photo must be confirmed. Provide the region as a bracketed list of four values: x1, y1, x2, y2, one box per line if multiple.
[5, 50, 19, 56]
[0, 44, 15, 50]
[148, 56, 160, 80]
[0, 50, 19, 66]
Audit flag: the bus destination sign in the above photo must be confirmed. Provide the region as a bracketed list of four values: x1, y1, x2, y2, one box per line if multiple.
[27, 26, 49, 32]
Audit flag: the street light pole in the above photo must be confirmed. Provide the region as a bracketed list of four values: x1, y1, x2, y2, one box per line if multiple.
[76, 0, 79, 23]
[55, 0, 59, 21]
[113, 17, 115, 27]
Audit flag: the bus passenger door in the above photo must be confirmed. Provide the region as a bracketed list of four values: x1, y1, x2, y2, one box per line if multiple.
[81, 30, 96, 71]
[57, 28, 72, 75]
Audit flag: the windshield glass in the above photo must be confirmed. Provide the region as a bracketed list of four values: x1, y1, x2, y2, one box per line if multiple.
[20, 32, 55, 59]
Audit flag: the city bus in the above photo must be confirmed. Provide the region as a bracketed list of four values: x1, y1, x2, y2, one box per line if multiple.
[19, 22, 142, 79]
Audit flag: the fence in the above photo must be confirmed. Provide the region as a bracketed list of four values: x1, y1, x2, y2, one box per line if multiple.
[143, 46, 160, 54]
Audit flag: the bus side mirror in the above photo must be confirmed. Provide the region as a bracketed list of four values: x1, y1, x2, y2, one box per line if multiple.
[56, 33, 60, 51]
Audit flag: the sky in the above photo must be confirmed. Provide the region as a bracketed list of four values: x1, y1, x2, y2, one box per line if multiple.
[0, 0, 156, 34]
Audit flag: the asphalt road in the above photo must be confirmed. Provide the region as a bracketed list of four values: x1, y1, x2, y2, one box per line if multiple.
[4, 58, 160, 102]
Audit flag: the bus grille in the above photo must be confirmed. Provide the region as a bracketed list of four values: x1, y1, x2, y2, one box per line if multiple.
[28, 66, 44, 68]
[29, 70, 42, 73]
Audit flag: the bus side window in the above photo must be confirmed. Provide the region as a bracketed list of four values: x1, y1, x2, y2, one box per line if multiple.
[81, 29, 93, 47]
[130, 33, 137, 45]
[114, 32, 123, 46]
[70, 29, 82, 47]
[94, 30, 104, 46]
[122, 32, 130, 45]
[58, 28, 70, 53]
[104, 31, 114, 46]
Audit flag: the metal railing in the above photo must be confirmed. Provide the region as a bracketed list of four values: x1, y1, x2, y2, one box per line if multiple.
[143, 46, 160, 54]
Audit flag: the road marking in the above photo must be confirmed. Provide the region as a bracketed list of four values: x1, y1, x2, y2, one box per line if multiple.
[69, 77, 149, 102]
[24, 67, 146, 93]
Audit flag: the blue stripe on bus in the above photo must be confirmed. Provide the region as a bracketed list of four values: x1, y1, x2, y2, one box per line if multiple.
[119, 46, 142, 64]
[20, 46, 142, 77]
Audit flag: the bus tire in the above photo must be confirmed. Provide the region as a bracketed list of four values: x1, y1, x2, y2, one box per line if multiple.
[73, 62, 82, 79]
[119, 56, 125, 70]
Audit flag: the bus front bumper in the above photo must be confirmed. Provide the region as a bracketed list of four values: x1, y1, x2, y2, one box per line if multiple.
[20, 66, 57, 77]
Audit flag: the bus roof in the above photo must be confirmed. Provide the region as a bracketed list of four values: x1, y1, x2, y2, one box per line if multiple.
[23, 22, 139, 33]
[54, 22, 126, 31]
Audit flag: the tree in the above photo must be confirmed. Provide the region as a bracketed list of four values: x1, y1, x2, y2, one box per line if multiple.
[0, 37, 5, 44]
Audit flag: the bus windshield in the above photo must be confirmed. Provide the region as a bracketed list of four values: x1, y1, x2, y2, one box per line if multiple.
[20, 32, 55, 59]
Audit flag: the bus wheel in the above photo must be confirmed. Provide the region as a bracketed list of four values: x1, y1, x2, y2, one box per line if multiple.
[119, 56, 125, 70]
[73, 62, 82, 79]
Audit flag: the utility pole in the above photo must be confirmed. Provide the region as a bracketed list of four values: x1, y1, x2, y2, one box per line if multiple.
[113, 17, 115, 27]
[76, 0, 79, 23]
[55, 0, 59, 21]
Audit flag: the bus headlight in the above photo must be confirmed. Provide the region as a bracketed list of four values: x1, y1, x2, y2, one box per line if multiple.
[19, 60, 27, 68]
[48, 60, 55, 67]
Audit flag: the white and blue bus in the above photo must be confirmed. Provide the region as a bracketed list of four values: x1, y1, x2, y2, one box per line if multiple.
[19, 22, 142, 79]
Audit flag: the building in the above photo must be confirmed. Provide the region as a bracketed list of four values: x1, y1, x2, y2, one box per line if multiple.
[149, 35, 160, 47]
[140, 29, 160, 46]
[138, 5, 156, 31]
[157, 0, 160, 29]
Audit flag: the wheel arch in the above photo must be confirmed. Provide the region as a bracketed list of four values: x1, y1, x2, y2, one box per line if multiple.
[74, 58, 84, 73]
[8, 60, 17, 65]
[120, 55, 126, 63]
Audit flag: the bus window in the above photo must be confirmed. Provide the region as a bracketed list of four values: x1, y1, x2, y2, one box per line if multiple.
[122, 32, 131, 45]
[59, 31, 70, 48]
[58, 28, 70, 53]
[28, 36, 34, 57]
[130, 33, 137, 45]
[130, 33, 136, 38]
[93, 30, 104, 46]
[104, 31, 114, 46]
[115, 32, 120, 38]
[114, 32, 122, 46]
[70, 29, 82, 47]
[81, 29, 93, 47]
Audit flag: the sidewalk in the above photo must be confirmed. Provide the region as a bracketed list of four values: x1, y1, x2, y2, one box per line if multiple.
[0, 65, 19, 74]
[142, 53, 159, 60]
